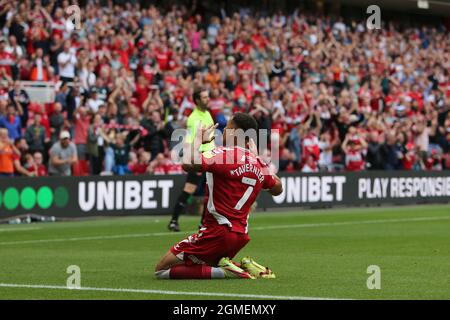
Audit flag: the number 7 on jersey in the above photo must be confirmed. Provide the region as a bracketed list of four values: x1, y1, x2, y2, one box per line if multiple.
[234, 177, 257, 210]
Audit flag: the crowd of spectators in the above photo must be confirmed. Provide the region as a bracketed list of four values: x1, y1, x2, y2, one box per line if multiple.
[0, 0, 449, 177]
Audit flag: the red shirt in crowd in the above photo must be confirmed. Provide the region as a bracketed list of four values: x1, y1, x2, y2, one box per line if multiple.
[74, 113, 91, 145]
[134, 84, 150, 110]
[0, 50, 14, 76]
[129, 162, 148, 175]
[302, 133, 321, 161]
[27, 164, 48, 176]
[402, 152, 416, 170]
[233, 83, 254, 103]
[345, 149, 365, 171]
[51, 19, 65, 38]
[153, 164, 167, 175]
[154, 47, 172, 71]
[237, 60, 253, 74]
[209, 97, 228, 120]
[165, 161, 183, 174]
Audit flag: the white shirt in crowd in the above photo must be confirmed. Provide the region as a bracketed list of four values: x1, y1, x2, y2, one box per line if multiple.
[87, 98, 104, 113]
[79, 68, 96, 90]
[318, 140, 333, 170]
[415, 127, 430, 153]
[57, 49, 77, 78]
[35, 58, 44, 80]
[302, 163, 318, 173]
[5, 44, 23, 59]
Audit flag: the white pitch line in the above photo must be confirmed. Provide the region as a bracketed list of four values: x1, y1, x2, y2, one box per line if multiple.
[0, 231, 186, 246]
[1, 215, 449, 246]
[251, 215, 450, 231]
[0, 227, 41, 233]
[0, 283, 346, 300]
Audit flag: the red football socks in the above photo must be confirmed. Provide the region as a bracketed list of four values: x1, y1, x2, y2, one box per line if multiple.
[169, 264, 213, 279]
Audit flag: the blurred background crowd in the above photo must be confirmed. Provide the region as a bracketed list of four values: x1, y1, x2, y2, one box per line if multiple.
[0, 0, 449, 177]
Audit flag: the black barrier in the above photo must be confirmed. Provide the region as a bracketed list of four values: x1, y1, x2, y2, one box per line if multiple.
[0, 175, 186, 219]
[0, 171, 449, 219]
[258, 171, 450, 209]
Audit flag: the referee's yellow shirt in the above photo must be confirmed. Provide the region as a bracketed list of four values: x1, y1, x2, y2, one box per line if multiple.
[186, 107, 215, 152]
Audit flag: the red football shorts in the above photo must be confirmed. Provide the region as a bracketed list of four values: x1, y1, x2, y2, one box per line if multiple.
[170, 224, 250, 266]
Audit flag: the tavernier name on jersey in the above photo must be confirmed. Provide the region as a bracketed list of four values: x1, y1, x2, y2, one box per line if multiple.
[230, 163, 265, 184]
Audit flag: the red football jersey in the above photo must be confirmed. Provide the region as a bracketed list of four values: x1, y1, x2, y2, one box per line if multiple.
[345, 149, 365, 171]
[200, 146, 277, 234]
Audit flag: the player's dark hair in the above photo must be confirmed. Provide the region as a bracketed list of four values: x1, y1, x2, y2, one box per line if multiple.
[193, 86, 208, 104]
[231, 113, 258, 132]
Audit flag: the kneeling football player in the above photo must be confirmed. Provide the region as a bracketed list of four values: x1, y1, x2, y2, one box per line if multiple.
[154, 113, 283, 279]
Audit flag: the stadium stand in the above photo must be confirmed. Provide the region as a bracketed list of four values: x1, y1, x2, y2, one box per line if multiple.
[0, 0, 448, 177]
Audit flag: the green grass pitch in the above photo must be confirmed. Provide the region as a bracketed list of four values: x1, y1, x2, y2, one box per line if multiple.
[0, 204, 449, 300]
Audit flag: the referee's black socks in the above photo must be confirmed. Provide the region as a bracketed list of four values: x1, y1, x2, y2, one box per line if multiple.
[171, 191, 191, 221]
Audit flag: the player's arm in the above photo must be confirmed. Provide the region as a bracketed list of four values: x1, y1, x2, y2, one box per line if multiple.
[268, 174, 283, 196]
[249, 138, 283, 196]
[181, 123, 218, 172]
[261, 164, 283, 196]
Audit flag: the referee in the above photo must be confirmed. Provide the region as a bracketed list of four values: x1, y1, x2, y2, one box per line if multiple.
[168, 87, 215, 231]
